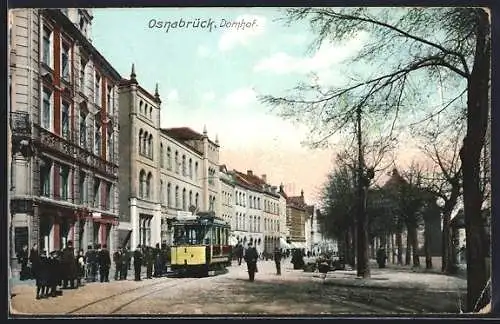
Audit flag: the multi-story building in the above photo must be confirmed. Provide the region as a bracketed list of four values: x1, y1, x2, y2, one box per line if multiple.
[118, 70, 220, 248]
[284, 190, 313, 250]
[219, 165, 235, 231]
[9, 9, 121, 257]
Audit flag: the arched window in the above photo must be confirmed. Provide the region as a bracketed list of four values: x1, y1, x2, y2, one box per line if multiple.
[167, 183, 171, 207]
[258, 217, 261, 232]
[175, 186, 179, 208]
[138, 129, 143, 154]
[139, 170, 146, 198]
[195, 192, 199, 208]
[182, 188, 186, 210]
[146, 172, 152, 199]
[182, 155, 186, 176]
[142, 131, 148, 155]
[194, 162, 199, 180]
[148, 134, 153, 158]
[189, 190, 193, 208]
[149, 106, 153, 118]
[160, 144, 164, 168]
[175, 151, 179, 173]
[167, 147, 172, 170]
[139, 100, 143, 114]
[188, 158, 193, 178]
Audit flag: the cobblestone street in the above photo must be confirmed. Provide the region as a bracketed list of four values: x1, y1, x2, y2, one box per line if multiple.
[10, 260, 467, 316]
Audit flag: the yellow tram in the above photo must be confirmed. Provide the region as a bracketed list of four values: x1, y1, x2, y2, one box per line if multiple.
[170, 211, 231, 277]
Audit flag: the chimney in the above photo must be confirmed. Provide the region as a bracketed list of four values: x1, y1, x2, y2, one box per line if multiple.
[271, 186, 277, 194]
[261, 174, 267, 183]
[247, 170, 253, 176]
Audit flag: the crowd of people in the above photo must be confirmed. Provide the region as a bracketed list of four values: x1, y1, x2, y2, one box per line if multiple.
[16, 242, 171, 300]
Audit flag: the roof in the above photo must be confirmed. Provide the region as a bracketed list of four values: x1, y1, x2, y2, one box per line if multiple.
[119, 79, 160, 104]
[161, 127, 219, 148]
[232, 170, 281, 198]
[287, 196, 307, 210]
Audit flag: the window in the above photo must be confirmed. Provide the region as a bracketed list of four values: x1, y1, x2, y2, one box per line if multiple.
[138, 129, 143, 155]
[182, 155, 186, 176]
[167, 147, 172, 170]
[195, 162, 198, 180]
[79, 111, 87, 148]
[79, 57, 87, 91]
[146, 172, 152, 199]
[149, 107, 153, 119]
[79, 171, 86, 204]
[60, 164, 70, 200]
[61, 42, 70, 80]
[148, 134, 153, 158]
[42, 26, 52, 67]
[167, 183, 171, 207]
[42, 88, 52, 130]
[139, 170, 146, 198]
[107, 126, 113, 161]
[160, 144, 164, 168]
[175, 186, 179, 208]
[105, 182, 112, 210]
[189, 191, 193, 208]
[94, 117, 101, 156]
[61, 101, 70, 139]
[95, 73, 101, 105]
[182, 188, 186, 211]
[188, 159, 193, 178]
[160, 180, 164, 203]
[175, 151, 179, 174]
[93, 177, 101, 208]
[40, 159, 52, 197]
[195, 193, 199, 208]
[139, 100, 143, 114]
[107, 85, 112, 113]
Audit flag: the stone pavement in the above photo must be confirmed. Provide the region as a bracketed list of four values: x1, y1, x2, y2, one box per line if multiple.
[9, 260, 467, 315]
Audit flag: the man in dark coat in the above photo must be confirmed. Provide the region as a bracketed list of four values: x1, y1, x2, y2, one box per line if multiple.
[153, 243, 161, 277]
[145, 246, 154, 279]
[17, 245, 30, 280]
[62, 241, 77, 289]
[85, 245, 97, 282]
[244, 242, 259, 282]
[113, 248, 122, 280]
[48, 251, 62, 297]
[32, 248, 43, 299]
[273, 247, 282, 275]
[133, 245, 143, 281]
[236, 243, 244, 266]
[120, 247, 130, 280]
[99, 244, 111, 282]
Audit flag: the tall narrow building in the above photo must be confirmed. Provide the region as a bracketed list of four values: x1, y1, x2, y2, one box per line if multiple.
[9, 9, 121, 257]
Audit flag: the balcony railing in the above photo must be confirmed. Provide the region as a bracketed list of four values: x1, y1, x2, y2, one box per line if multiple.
[34, 125, 118, 178]
[10, 112, 31, 137]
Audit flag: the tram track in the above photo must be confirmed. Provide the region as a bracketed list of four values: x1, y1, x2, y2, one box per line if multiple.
[66, 277, 203, 315]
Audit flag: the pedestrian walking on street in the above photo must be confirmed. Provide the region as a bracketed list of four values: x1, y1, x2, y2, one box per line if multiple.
[120, 247, 130, 280]
[244, 242, 259, 282]
[17, 245, 30, 281]
[113, 248, 122, 280]
[236, 243, 244, 266]
[145, 246, 154, 279]
[273, 247, 282, 275]
[76, 249, 85, 287]
[133, 245, 143, 281]
[49, 251, 62, 297]
[99, 244, 111, 282]
[85, 245, 98, 282]
[62, 241, 77, 289]
[32, 249, 43, 299]
[153, 243, 161, 277]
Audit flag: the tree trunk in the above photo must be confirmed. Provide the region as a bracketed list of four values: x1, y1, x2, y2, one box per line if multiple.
[411, 225, 420, 267]
[405, 230, 411, 266]
[396, 229, 403, 265]
[459, 8, 490, 312]
[424, 218, 433, 269]
[391, 234, 396, 264]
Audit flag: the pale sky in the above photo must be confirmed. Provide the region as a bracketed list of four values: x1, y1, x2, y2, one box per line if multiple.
[91, 8, 464, 205]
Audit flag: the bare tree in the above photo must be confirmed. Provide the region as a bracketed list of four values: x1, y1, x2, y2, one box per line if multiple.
[412, 110, 464, 274]
[260, 8, 490, 311]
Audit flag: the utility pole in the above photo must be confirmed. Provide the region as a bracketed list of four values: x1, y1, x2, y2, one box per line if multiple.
[355, 106, 374, 278]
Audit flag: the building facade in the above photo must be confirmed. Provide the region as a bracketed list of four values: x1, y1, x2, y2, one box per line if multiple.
[9, 9, 121, 257]
[284, 190, 313, 250]
[118, 71, 220, 248]
[219, 165, 235, 232]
